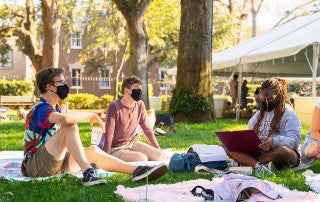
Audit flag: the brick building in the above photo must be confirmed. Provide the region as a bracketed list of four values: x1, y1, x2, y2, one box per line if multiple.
[0, 34, 175, 98]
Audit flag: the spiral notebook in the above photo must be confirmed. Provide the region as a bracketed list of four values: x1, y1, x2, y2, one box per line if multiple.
[215, 129, 262, 152]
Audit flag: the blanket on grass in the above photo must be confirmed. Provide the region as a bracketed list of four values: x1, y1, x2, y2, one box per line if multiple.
[0, 151, 114, 182]
[115, 174, 320, 202]
[0, 149, 171, 182]
[0, 157, 114, 182]
[303, 170, 320, 194]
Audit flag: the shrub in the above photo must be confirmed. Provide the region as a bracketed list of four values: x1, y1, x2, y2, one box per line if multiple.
[101, 94, 114, 108]
[160, 94, 171, 111]
[64, 93, 99, 109]
[0, 78, 34, 95]
[169, 89, 212, 115]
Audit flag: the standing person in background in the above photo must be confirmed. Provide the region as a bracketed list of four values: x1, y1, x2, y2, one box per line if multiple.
[223, 77, 301, 176]
[229, 74, 239, 109]
[241, 80, 249, 109]
[99, 76, 166, 162]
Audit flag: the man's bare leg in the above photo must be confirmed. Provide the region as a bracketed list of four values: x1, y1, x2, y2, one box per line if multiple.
[45, 124, 91, 172]
[83, 145, 136, 174]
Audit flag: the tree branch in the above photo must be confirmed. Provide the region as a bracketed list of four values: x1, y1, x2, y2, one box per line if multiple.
[273, 0, 317, 27]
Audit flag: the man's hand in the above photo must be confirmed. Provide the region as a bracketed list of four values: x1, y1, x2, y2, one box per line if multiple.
[90, 113, 105, 132]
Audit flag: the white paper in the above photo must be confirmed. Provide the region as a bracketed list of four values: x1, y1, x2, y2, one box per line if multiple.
[190, 144, 228, 162]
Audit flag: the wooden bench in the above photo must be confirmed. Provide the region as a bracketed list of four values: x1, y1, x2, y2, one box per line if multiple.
[0, 95, 36, 107]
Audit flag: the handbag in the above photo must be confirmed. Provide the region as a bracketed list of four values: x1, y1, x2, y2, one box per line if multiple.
[168, 152, 228, 172]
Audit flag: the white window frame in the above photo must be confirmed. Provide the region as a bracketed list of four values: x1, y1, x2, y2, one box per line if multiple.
[99, 66, 112, 89]
[158, 67, 168, 91]
[0, 50, 13, 68]
[70, 31, 82, 49]
[69, 64, 84, 89]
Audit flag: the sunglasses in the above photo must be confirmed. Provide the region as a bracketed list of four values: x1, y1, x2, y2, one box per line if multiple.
[190, 185, 214, 201]
[53, 80, 66, 84]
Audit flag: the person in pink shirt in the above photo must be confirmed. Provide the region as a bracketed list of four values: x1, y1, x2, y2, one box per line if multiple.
[99, 76, 166, 162]
[23, 68, 167, 186]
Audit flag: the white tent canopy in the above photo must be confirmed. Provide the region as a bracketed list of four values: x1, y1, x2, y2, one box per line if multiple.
[212, 13, 320, 96]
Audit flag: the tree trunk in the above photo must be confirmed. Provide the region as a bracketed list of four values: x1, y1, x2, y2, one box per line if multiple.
[41, 0, 61, 68]
[174, 0, 213, 122]
[113, 41, 128, 100]
[112, 0, 151, 109]
[126, 17, 149, 108]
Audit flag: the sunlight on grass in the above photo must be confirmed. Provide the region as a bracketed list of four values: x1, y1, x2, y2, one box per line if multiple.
[0, 115, 317, 201]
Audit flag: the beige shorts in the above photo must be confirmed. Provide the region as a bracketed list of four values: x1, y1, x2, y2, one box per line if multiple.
[25, 145, 70, 177]
[110, 139, 145, 159]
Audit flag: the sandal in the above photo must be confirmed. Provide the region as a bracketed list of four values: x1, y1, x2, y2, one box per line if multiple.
[190, 185, 214, 201]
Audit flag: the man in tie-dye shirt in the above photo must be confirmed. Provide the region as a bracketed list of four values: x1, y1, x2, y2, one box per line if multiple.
[22, 67, 167, 186]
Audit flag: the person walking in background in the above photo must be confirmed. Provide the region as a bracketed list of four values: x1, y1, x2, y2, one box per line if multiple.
[222, 77, 301, 176]
[229, 74, 239, 109]
[241, 80, 249, 109]
[99, 75, 166, 162]
[22, 68, 167, 187]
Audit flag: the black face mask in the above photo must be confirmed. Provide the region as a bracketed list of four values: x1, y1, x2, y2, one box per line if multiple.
[260, 100, 277, 112]
[131, 89, 142, 101]
[52, 84, 69, 100]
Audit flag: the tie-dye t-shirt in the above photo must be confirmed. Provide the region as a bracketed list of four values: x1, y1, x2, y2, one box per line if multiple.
[23, 97, 61, 156]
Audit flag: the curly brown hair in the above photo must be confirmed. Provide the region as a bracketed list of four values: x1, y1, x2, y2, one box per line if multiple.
[121, 76, 142, 92]
[253, 77, 289, 135]
[36, 67, 65, 94]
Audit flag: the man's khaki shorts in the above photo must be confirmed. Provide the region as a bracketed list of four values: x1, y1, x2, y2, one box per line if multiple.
[25, 145, 70, 177]
[110, 139, 145, 159]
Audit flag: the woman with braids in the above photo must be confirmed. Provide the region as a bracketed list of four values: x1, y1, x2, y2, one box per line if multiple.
[225, 77, 301, 176]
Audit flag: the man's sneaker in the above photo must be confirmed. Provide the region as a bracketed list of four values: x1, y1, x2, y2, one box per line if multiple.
[82, 168, 107, 186]
[267, 162, 275, 170]
[132, 163, 167, 182]
[255, 162, 276, 177]
[154, 128, 169, 136]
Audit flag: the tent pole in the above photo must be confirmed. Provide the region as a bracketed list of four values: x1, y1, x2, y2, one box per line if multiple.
[312, 42, 319, 97]
[236, 64, 243, 120]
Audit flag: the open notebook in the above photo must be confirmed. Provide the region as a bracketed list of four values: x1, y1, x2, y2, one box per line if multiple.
[187, 144, 228, 162]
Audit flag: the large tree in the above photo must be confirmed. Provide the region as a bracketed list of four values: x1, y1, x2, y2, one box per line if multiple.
[170, 0, 214, 123]
[0, 0, 61, 72]
[111, 0, 151, 108]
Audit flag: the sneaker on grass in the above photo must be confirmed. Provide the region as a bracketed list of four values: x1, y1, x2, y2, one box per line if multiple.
[293, 157, 317, 171]
[132, 163, 167, 182]
[255, 162, 276, 177]
[82, 168, 107, 186]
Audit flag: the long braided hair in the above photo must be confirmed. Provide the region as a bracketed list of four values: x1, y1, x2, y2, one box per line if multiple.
[253, 77, 289, 135]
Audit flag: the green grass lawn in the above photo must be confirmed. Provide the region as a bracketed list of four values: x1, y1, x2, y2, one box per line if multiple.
[0, 109, 319, 201]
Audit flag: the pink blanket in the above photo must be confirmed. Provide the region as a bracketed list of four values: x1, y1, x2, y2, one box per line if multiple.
[115, 177, 320, 202]
[0, 158, 114, 182]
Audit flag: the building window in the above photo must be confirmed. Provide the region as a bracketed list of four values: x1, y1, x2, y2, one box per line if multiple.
[159, 68, 168, 90]
[99, 67, 112, 89]
[71, 68, 82, 88]
[0, 50, 13, 68]
[70, 31, 82, 49]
